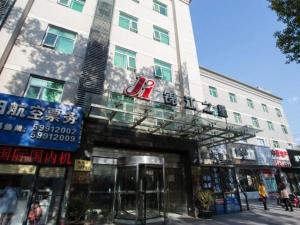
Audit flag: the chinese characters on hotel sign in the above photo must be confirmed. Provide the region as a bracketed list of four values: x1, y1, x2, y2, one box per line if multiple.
[124, 76, 227, 117]
[0, 93, 83, 152]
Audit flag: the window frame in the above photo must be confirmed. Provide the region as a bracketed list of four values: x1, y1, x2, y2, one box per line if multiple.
[57, 0, 86, 12]
[24, 76, 64, 103]
[153, 26, 169, 45]
[247, 99, 254, 109]
[233, 112, 242, 124]
[251, 117, 260, 128]
[114, 46, 137, 71]
[275, 108, 282, 117]
[42, 25, 77, 54]
[281, 125, 288, 134]
[153, 58, 172, 82]
[153, 0, 167, 16]
[256, 138, 266, 147]
[110, 92, 134, 122]
[209, 86, 218, 98]
[229, 92, 237, 103]
[272, 140, 280, 148]
[119, 11, 138, 33]
[261, 104, 268, 113]
[267, 121, 274, 131]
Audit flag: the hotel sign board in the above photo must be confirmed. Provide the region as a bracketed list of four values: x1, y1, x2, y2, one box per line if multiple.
[0, 93, 83, 152]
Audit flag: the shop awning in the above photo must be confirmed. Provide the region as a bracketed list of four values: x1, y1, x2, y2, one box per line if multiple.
[88, 99, 260, 148]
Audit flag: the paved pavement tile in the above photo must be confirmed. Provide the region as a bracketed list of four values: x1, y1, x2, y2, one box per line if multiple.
[168, 201, 300, 225]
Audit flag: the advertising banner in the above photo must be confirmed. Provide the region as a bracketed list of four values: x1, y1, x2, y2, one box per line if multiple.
[287, 150, 300, 168]
[229, 143, 256, 161]
[0, 93, 83, 151]
[255, 146, 273, 166]
[271, 148, 291, 167]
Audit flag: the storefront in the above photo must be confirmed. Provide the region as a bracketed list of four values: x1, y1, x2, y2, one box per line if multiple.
[192, 145, 240, 215]
[65, 89, 257, 224]
[284, 150, 300, 195]
[0, 93, 83, 225]
[228, 143, 261, 199]
[256, 146, 278, 194]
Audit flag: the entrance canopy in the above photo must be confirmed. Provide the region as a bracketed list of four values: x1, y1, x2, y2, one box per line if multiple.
[88, 96, 259, 148]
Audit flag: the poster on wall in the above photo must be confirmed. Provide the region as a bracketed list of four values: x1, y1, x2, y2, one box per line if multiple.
[0, 93, 83, 152]
[271, 148, 291, 167]
[229, 143, 256, 161]
[256, 146, 273, 166]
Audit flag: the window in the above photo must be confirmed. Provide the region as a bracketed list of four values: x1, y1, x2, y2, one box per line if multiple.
[153, 26, 169, 45]
[251, 117, 260, 128]
[267, 121, 274, 131]
[229, 93, 237, 103]
[114, 46, 136, 71]
[119, 12, 138, 33]
[262, 104, 268, 113]
[25, 77, 64, 103]
[287, 143, 293, 150]
[247, 99, 254, 109]
[211, 107, 221, 118]
[257, 138, 266, 146]
[272, 140, 280, 148]
[110, 92, 134, 122]
[281, 125, 288, 134]
[153, 0, 167, 16]
[275, 108, 282, 117]
[209, 86, 218, 97]
[57, 0, 85, 12]
[154, 103, 174, 127]
[154, 59, 172, 82]
[42, 25, 77, 54]
[233, 112, 242, 124]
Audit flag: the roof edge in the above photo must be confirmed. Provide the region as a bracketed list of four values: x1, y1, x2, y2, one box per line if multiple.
[199, 66, 283, 101]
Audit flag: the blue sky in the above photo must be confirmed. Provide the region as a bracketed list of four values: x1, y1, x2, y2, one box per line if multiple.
[190, 0, 300, 146]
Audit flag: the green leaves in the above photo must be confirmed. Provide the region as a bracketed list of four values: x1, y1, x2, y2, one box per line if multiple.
[268, 0, 300, 63]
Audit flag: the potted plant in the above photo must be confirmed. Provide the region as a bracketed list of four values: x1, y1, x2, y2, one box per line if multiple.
[195, 190, 215, 219]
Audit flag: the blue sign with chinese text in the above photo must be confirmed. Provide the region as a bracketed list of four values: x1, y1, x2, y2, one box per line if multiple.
[0, 93, 83, 152]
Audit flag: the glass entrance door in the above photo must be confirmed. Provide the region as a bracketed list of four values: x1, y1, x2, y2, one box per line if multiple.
[114, 156, 166, 225]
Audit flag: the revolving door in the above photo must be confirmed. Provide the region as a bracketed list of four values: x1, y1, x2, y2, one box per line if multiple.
[114, 156, 166, 224]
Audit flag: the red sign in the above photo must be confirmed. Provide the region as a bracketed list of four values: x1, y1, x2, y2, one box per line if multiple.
[124, 76, 155, 101]
[271, 148, 291, 167]
[0, 145, 72, 166]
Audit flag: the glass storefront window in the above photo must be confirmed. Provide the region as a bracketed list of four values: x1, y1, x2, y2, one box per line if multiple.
[238, 169, 260, 192]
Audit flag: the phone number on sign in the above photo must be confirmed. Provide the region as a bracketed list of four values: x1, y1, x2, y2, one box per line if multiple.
[30, 124, 77, 142]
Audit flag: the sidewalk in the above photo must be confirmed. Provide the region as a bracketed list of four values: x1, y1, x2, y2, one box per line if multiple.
[168, 200, 300, 225]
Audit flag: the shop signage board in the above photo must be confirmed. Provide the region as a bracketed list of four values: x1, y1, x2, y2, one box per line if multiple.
[255, 146, 273, 166]
[0, 93, 83, 151]
[74, 159, 92, 171]
[271, 148, 291, 167]
[0, 145, 72, 166]
[287, 150, 300, 168]
[229, 143, 256, 161]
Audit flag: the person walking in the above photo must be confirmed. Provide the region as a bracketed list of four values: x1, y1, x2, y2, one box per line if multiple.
[281, 185, 293, 212]
[258, 181, 268, 210]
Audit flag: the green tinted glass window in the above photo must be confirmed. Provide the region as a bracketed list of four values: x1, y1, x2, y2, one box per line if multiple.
[119, 12, 138, 33]
[153, 0, 167, 16]
[114, 47, 136, 71]
[25, 77, 64, 103]
[154, 59, 172, 82]
[209, 86, 218, 97]
[153, 26, 169, 45]
[43, 26, 77, 54]
[58, 0, 85, 12]
[110, 93, 134, 122]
